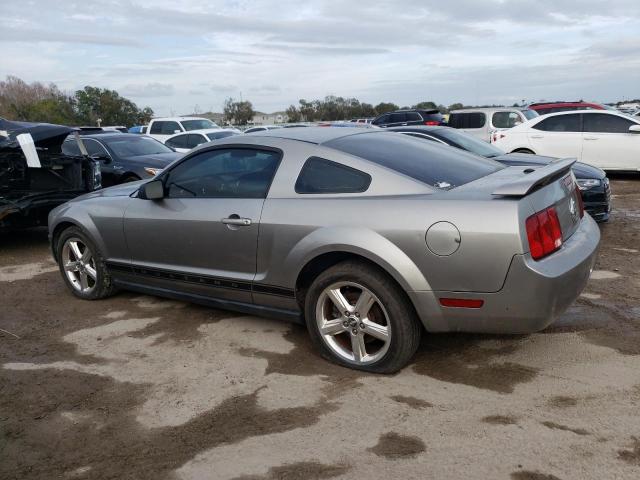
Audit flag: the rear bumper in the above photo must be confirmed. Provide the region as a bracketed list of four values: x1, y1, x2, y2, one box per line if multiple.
[409, 214, 600, 334]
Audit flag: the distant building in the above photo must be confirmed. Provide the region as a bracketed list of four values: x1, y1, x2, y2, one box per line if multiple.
[250, 112, 289, 125]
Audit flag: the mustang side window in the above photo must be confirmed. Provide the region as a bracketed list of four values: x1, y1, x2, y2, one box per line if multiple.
[165, 148, 281, 199]
[295, 157, 371, 194]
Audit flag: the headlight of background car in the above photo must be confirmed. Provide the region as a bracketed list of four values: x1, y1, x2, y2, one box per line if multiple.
[577, 178, 601, 190]
[144, 167, 162, 176]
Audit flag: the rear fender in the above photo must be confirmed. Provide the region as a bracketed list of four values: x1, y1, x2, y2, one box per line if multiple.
[285, 226, 432, 292]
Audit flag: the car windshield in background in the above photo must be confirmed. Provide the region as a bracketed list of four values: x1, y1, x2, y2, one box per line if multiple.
[522, 109, 539, 120]
[207, 131, 238, 141]
[436, 129, 505, 158]
[102, 136, 174, 157]
[326, 132, 504, 189]
[182, 119, 218, 131]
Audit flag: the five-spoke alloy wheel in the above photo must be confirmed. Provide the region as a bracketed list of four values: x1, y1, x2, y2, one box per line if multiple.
[56, 226, 115, 300]
[316, 281, 391, 365]
[305, 260, 422, 373]
[62, 237, 97, 294]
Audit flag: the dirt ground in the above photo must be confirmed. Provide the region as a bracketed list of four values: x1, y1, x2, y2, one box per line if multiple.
[1, 178, 639, 480]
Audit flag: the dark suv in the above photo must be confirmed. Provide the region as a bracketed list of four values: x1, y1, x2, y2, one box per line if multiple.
[371, 109, 445, 128]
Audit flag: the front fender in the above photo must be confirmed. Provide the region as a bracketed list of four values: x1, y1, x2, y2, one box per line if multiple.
[282, 226, 432, 292]
[48, 196, 130, 264]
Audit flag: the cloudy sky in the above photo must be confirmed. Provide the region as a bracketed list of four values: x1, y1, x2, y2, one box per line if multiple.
[1, 0, 638, 115]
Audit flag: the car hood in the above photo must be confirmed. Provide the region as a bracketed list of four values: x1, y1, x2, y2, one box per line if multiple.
[71, 179, 145, 201]
[119, 152, 182, 167]
[495, 153, 606, 180]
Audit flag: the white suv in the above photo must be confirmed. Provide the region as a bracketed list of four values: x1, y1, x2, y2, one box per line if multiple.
[448, 107, 538, 142]
[146, 117, 219, 142]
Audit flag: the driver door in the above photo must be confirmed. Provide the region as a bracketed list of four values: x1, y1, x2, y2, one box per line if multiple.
[122, 147, 282, 303]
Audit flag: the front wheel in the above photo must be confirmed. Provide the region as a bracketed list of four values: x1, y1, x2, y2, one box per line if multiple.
[304, 261, 422, 373]
[56, 226, 115, 300]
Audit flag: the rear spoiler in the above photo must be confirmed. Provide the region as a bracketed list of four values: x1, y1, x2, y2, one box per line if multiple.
[492, 158, 576, 197]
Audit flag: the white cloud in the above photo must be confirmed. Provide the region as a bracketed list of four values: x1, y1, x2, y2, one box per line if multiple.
[0, 0, 638, 115]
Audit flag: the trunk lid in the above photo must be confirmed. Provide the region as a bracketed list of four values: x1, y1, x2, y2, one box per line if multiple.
[490, 158, 582, 241]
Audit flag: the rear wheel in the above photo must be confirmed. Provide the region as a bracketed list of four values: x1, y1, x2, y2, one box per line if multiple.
[56, 226, 115, 300]
[304, 260, 421, 373]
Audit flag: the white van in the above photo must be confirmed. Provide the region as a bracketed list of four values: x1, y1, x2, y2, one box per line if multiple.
[146, 117, 219, 142]
[448, 107, 538, 142]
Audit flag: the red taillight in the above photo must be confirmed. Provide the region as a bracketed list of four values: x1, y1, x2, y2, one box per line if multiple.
[439, 298, 484, 308]
[526, 206, 563, 260]
[424, 121, 439, 126]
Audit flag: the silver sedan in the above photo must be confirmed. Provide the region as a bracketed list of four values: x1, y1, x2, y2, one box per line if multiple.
[48, 127, 600, 372]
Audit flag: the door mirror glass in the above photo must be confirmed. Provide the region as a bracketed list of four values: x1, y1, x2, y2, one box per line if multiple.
[91, 153, 111, 164]
[139, 180, 164, 200]
[629, 125, 640, 133]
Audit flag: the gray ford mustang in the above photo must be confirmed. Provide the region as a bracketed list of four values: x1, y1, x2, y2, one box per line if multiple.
[48, 127, 600, 372]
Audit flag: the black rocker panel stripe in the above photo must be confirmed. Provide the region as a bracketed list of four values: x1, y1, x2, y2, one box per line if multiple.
[106, 261, 295, 298]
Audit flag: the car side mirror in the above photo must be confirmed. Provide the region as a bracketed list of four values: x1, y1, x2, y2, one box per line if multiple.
[139, 180, 164, 200]
[91, 153, 111, 164]
[629, 125, 640, 133]
[174, 129, 181, 134]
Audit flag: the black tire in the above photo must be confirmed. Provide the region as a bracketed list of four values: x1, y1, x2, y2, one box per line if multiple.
[56, 226, 116, 300]
[304, 260, 422, 373]
[513, 148, 535, 154]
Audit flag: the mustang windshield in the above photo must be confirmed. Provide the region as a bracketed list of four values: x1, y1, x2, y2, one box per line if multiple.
[326, 132, 504, 189]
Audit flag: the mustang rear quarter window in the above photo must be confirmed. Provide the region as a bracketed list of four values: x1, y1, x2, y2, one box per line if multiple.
[295, 157, 371, 194]
[325, 132, 503, 189]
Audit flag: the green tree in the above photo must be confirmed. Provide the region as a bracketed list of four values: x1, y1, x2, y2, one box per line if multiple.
[413, 101, 438, 110]
[223, 97, 255, 125]
[374, 102, 399, 114]
[360, 102, 376, 117]
[285, 104, 301, 122]
[0, 75, 78, 124]
[75, 86, 152, 127]
[298, 99, 315, 121]
[448, 102, 464, 111]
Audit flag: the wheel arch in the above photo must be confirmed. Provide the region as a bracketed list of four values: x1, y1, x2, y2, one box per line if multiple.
[512, 147, 535, 154]
[288, 227, 432, 308]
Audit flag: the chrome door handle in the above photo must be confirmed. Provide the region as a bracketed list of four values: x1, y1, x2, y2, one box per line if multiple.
[530, 135, 543, 139]
[222, 216, 252, 226]
[584, 137, 598, 140]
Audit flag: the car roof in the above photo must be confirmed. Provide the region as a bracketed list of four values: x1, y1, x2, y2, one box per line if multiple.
[529, 101, 604, 108]
[151, 117, 212, 122]
[244, 126, 380, 144]
[387, 126, 447, 133]
[168, 128, 231, 135]
[535, 109, 638, 120]
[450, 107, 529, 113]
[66, 132, 161, 142]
